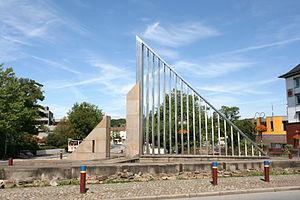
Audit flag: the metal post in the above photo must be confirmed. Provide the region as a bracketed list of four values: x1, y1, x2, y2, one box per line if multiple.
[180, 80, 184, 154]
[136, 36, 144, 156]
[224, 119, 228, 156]
[157, 59, 161, 154]
[212, 162, 218, 185]
[238, 131, 241, 156]
[217, 114, 221, 155]
[199, 100, 202, 154]
[245, 139, 248, 156]
[192, 91, 196, 155]
[174, 75, 178, 154]
[169, 69, 172, 154]
[145, 49, 150, 154]
[151, 53, 155, 154]
[163, 64, 166, 154]
[60, 150, 63, 160]
[80, 165, 87, 194]
[264, 161, 270, 182]
[211, 110, 214, 155]
[205, 104, 208, 154]
[186, 85, 190, 154]
[231, 126, 234, 156]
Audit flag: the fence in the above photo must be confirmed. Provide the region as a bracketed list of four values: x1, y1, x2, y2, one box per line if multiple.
[136, 36, 267, 157]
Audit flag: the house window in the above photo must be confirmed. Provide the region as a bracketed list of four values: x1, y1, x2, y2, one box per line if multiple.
[270, 121, 274, 131]
[92, 140, 95, 153]
[295, 77, 300, 88]
[296, 94, 300, 104]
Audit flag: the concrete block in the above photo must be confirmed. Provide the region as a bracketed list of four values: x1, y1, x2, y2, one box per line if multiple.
[68, 116, 111, 160]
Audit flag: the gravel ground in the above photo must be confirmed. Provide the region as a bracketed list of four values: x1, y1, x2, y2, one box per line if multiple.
[1, 174, 300, 200]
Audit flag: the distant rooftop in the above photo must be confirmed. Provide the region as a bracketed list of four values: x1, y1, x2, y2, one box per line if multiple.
[279, 64, 300, 78]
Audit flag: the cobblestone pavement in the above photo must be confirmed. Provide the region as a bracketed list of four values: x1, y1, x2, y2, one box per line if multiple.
[1, 174, 300, 200]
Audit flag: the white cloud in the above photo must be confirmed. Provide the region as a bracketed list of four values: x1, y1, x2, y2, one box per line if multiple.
[32, 56, 81, 74]
[173, 60, 253, 78]
[219, 37, 300, 55]
[142, 22, 219, 47]
[198, 79, 276, 95]
[0, 0, 87, 62]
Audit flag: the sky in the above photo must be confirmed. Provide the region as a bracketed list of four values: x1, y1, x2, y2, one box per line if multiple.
[1, 0, 300, 119]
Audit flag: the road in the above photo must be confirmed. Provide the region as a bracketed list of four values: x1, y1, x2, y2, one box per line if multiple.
[176, 190, 300, 200]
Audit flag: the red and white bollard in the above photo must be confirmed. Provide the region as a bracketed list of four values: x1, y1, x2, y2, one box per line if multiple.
[212, 162, 218, 185]
[8, 158, 13, 166]
[264, 161, 270, 182]
[80, 165, 87, 193]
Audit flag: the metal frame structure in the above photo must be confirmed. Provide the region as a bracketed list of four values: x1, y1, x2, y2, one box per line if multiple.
[136, 36, 267, 157]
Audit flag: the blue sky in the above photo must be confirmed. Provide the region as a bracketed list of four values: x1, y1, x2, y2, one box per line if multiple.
[1, 0, 300, 119]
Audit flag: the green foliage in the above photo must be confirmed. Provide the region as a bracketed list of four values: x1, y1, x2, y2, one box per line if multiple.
[219, 106, 240, 122]
[111, 131, 122, 140]
[284, 144, 293, 154]
[111, 118, 126, 127]
[67, 102, 104, 139]
[46, 118, 74, 148]
[0, 64, 44, 158]
[146, 89, 254, 154]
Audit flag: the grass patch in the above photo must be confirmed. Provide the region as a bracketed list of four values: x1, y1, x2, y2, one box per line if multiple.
[219, 170, 300, 178]
[176, 177, 188, 180]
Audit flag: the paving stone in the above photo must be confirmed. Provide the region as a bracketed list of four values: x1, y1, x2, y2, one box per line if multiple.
[0, 174, 300, 199]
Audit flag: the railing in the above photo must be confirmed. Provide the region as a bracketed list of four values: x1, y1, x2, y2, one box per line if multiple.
[136, 36, 267, 157]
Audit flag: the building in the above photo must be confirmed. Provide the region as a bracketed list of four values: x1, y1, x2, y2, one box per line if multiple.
[279, 64, 300, 148]
[254, 116, 288, 148]
[36, 106, 60, 139]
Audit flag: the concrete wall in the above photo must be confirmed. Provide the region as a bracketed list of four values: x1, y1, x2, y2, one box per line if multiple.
[2, 160, 300, 181]
[125, 83, 141, 158]
[36, 149, 65, 156]
[68, 116, 111, 160]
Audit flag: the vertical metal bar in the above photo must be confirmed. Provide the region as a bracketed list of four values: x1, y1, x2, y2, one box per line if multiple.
[180, 80, 184, 154]
[238, 131, 241, 156]
[192, 91, 196, 155]
[205, 104, 208, 154]
[231, 126, 234, 156]
[217, 114, 221, 155]
[245, 139, 248, 156]
[199, 99, 202, 154]
[163, 64, 166, 154]
[136, 37, 144, 156]
[211, 110, 214, 155]
[224, 119, 228, 156]
[169, 69, 172, 154]
[145, 49, 150, 154]
[186, 85, 190, 154]
[174, 75, 178, 154]
[151, 53, 155, 155]
[251, 145, 254, 156]
[157, 59, 160, 155]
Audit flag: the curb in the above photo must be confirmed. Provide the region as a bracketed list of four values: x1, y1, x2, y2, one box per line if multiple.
[116, 186, 300, 200]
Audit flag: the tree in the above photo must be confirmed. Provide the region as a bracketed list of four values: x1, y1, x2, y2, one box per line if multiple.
[0, 64, 44, 158]
[67, 102, 104, 139]
[45, 118, 74, 148]
[219, 106, 240, 122]
[111, 118, 126, 127]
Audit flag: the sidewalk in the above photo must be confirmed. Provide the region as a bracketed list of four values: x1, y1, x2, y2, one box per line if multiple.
[1, 174, 300, 200]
